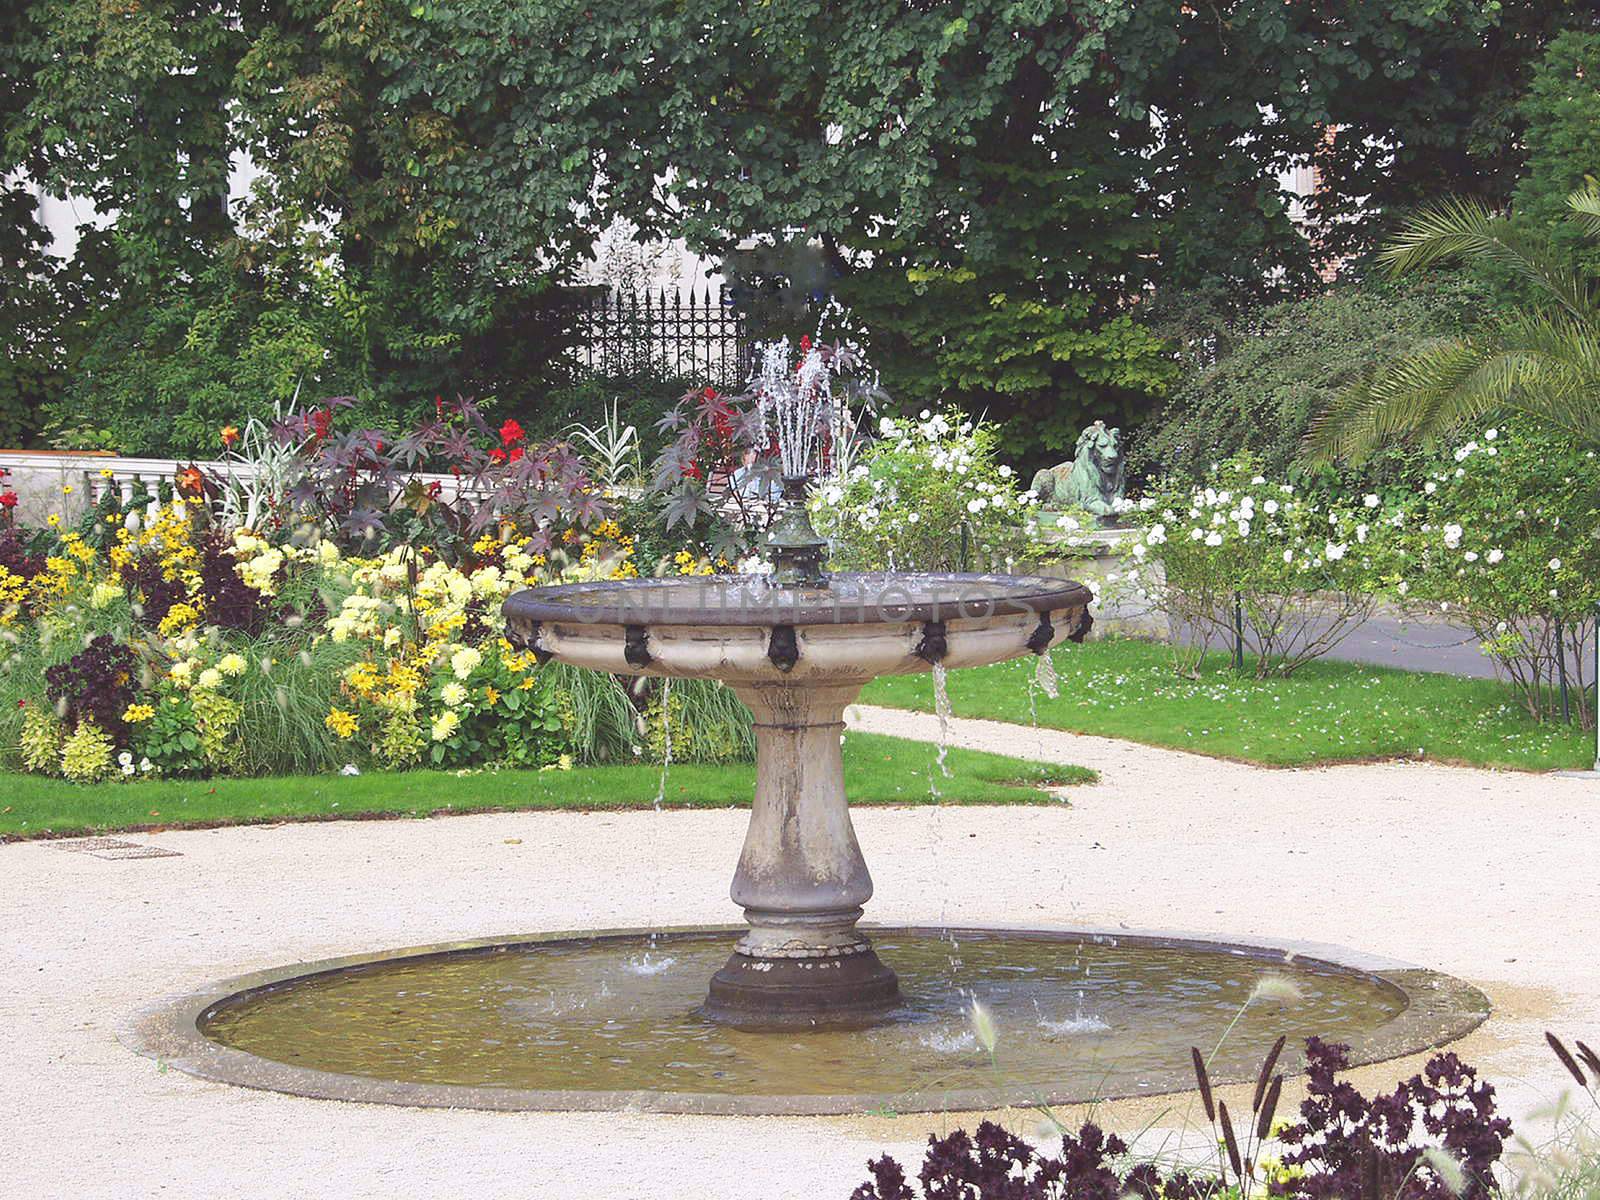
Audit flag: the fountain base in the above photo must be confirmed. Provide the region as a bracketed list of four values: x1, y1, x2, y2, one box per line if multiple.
[704, 948, 901, 1027]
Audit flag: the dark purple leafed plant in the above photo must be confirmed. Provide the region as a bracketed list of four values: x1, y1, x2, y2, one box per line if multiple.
[44, 635, 139, 741]
[1270, 1038, 1510, 1200]
[850, 1039, 1514, 1200]
[271, 396, 608, 561]
[851, 1121, 1214, 1200]
[198, 531, 277, 635]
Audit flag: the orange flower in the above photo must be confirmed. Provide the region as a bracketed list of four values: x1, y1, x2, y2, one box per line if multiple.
[220, 425, 240, 448]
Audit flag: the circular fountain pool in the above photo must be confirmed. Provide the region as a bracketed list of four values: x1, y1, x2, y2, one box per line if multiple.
[126, 927, 1488, 1115]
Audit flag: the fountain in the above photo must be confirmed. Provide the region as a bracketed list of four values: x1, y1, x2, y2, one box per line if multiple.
[503, 338, 1096, 1023]
[120, 340, 1492, 1115]
[502, 565, 1091, 1025]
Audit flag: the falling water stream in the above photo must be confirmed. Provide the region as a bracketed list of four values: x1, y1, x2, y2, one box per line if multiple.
[1034, 647, 1059, 700]
[653, 676, 672, 812]
[931, 661, 953, 782]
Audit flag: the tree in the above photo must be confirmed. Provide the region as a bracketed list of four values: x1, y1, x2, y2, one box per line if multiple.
[1305, 184, 1600, 461]
[0, 0, 1582, 459]
[1134, 271, 1492, 487]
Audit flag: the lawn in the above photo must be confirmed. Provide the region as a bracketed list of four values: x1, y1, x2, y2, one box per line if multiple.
[0, 732, 1093, 841]
[859, 637, 1593, 771]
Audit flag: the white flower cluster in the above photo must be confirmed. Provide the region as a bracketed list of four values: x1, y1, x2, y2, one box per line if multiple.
[812, 409, 1034, 566]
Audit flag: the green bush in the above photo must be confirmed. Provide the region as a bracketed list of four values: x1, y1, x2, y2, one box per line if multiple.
[1125, 456, 1408, 676]
[1135, 272, 1492, 490]
[810, 410, 1038, 572]
[1402, 426, 1600, 727]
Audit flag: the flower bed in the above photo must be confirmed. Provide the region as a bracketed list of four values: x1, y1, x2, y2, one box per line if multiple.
[0, 399, 750, 782]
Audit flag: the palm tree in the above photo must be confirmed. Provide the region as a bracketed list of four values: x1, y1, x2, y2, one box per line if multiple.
[1304, 183, 1600, 462]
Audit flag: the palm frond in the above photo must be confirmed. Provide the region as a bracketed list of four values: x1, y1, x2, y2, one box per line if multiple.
[1381, 197, 1593, 323]
[1305, 314, 1600, 463]
[1305, 337, 1490, 464]
[1566, 179, 1600, 242]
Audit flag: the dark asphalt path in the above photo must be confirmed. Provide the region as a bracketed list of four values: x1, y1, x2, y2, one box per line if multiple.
[1172, 611, 1594, 681]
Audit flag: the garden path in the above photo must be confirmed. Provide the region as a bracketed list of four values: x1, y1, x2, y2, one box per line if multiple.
[1, 711, 1596, 1199]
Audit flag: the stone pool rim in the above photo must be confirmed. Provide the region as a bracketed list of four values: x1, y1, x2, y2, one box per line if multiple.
[118, 924, 1492, 1117]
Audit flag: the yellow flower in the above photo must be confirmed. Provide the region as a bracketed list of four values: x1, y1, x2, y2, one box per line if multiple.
[430, 710, 460, 741]
[343, 662, 381, 697]
[61, 484, 73, 495]
[440, 681, 468, 707]
[483, 684, 500, 707]
[122, 703, 156, 724]
[325, 707, 359, 738]
[99, 468, 114, 479]
[47, 514, 60, 527]
[218, 653, 247, 676]
[158, 602, 201, 637]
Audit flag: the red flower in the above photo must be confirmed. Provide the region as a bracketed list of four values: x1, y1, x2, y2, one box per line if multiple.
[508, 445, 525, 462]
[683, 462, 704, 480]
[435, 395, 444, 419]
[799, 334, 812, 353]
[702, 386, 716, 400]
[500, 418, 526, 446]
[489, 448, 508, 465]
[175, 465, 205, 498]
[310, 409, 332, 440]
[426, 481, 442, 499]
[0, 492, 16, 508]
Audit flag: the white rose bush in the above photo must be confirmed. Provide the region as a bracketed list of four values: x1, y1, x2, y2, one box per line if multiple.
[1122, 456, 1407, 677]
[810, 409, 1040, 571]
[1397, 427, 1599, 726]
[1120, 429, 1600, 725]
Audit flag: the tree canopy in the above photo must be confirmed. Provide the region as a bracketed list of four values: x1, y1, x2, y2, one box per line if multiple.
[0, 0, 1583, 457]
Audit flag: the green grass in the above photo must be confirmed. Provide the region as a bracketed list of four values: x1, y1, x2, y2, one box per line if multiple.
[859, 638, 1594, 771]
[0, 732, 1094, 841]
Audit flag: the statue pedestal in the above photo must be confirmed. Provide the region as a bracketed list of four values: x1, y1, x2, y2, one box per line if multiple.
[1031, 523, 1169, 642]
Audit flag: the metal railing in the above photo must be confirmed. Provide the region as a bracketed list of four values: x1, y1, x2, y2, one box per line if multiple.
[575, 287, 751, 391]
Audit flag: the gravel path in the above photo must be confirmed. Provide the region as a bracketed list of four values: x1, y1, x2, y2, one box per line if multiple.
[4, 709, 1597, 1200]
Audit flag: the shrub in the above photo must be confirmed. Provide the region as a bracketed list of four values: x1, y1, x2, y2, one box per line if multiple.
[1124, 457, 1406, 676]
[1399, 427, 1600, 727]
[852, 1120, 1212, 1200]
[811, 410, 1039, 572]
[1136, 272, 1490, 491]
[1275, 1038, 1511, 1200]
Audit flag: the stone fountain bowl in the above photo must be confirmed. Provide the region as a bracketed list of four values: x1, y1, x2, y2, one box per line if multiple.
[502, 571, 1094, 684]
[502, 571, 1093, 1027]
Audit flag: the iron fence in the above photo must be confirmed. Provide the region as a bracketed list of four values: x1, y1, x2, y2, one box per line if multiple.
[575, 287, 751, 391]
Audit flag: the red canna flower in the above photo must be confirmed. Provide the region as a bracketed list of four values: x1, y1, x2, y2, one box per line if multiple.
[500, 418, 526, 446]
[490, 448, 508, 465]
[0, 491, 16, 508]
[175, 465, 205, 498]
[799, 334, 812, 353]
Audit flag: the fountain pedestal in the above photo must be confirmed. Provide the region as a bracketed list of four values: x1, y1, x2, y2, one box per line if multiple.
[706, 682, 900, 1025]
[503, 571, 1092, 1029]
